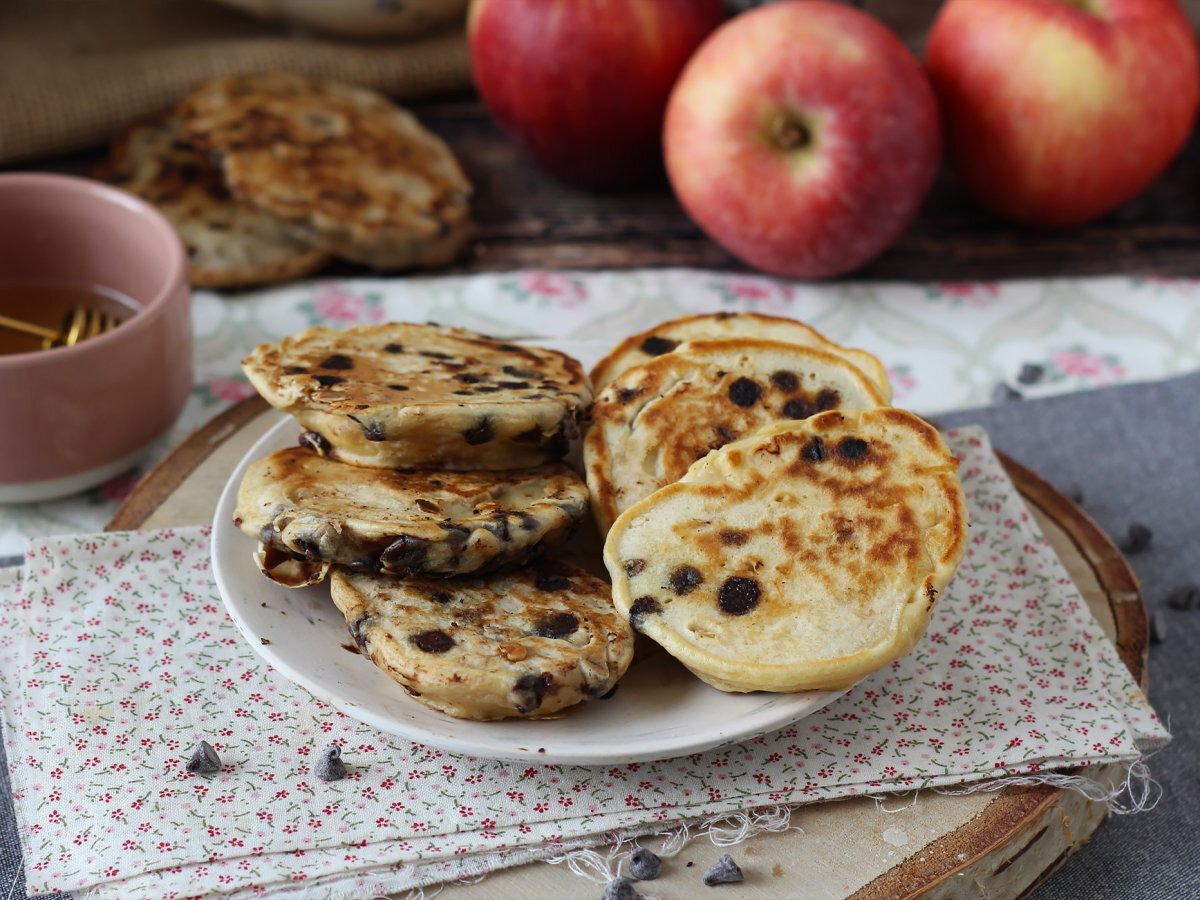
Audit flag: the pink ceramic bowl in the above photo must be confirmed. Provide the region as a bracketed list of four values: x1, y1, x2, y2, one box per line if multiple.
[0, 173, 192, 503]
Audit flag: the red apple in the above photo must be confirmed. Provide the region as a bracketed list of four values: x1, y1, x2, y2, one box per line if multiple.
[467, 0, 726, 190]
[926, 0, 1200, 227]
[663, 1, 941, 280]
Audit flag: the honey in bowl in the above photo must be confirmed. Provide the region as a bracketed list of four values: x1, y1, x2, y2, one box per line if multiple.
[0, 283, 138, 355]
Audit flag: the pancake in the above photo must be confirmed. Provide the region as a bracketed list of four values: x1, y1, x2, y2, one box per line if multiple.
[242, 322, 592, 470]
[590, 312, 891, 399]
[584, 338, 888, 533]
[94, 113, 328, 288]
[178, 70, 472, 270]
[603, 408, 968, 693]
[331, 560, 634, 720]
[234, 448, 588, 581]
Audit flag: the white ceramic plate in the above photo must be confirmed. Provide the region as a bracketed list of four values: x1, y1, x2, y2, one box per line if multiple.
[210, 339, 845, 765]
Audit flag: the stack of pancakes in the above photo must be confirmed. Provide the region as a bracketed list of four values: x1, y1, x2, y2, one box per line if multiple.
[233, 323, 634, 720]
[96, 71, 473, 289]
[586, 313, 968, 694]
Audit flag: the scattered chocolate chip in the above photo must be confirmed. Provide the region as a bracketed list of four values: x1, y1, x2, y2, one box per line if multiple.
[770, 370, 799, 392]
[349, 615, 373, 649]
[388, 384, 409, 391]
[514, 672, 554, 713]
[258, 525, 276, 545]
[453, 389, 474, 395]
[415, 498, 439, 513]
[428, 589, 452, 604]
[498, 380, 530, 390]
[1151, 610, 1169, 645]
[502, 365, 539, 379]
[718, 577, 761, 615]
[624, 558, 646, 577]
[782, 398, 813, 420]
[314, 745, 347, 782]
[421, 350, 454, 360]
[513, 426, 544, 444]
[802, 437, 826, 461]
[601, 876, 638, 900]
[535, 571, 572, 592]
[1121, 522, 1153, 555]
[641, 336, 678, 356]
[464, 418, 494, 445]
[497, 344, 523, 353]
[561, 414, 581, 441]
[380, 535, 430, 572]
[361, 422, 385, 442]
[687, 861, 695, 868]
[629, 848, 662, 880]
[455, 373, 482, 383]
[719, 530, 748, 546]
[816, 388, 840, 410]
[703, 854, 744, 886]
[519, 514, 540, 531]
[312, 374, 344, 387]
[669, 566, 704, 595]
[628, 597, 662, 630]
[532, 612, 579, 639]
[617, 387, 641, 404]
[728, 377, 762, 408]
[298, 430, 331, 455]
[283, 365, 307, 375]
[318, 354, 353, 370]
[837, 437, 869, 460]
[186, 740, 221, 776]
[710, 424, 736, 450]
[412, 630, 455, 653]
[1166, 584, 1200, 611]
[486, 513, 511, 542]
[992, 383, 1023, 404]
[1017, 363, 1045, 385]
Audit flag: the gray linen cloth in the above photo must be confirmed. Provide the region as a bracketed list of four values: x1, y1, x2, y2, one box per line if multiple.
[2, 371, 1198, 898]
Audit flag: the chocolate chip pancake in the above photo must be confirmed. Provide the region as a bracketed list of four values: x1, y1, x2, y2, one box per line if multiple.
[94, 113, 329, 288]
[604, 408, 968, 693]
[242, 323, 592, 470]
[234, 448, 588, 581]
[590, 312, 891, 400]
[331, 560, 634, 720]
[584, 338, 888, 533]
[178, 70, 472, 270]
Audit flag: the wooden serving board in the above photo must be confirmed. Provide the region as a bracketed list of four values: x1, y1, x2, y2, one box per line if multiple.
[109, 397, 1147, 899]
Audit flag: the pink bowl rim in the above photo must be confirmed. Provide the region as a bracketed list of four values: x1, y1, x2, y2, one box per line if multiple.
[0, 172, 188, 371]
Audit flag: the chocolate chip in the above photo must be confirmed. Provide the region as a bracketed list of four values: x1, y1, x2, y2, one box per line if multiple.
[437, 522, 471, 549]
[428, 589, 452, 604]
[283, 365, 307, 375]
[421, 350, 454, 360]
[837, 437, 869, 460]
[770, 370, 799, 392]
[312, 374, 344, 387]
[703, 853, 744, 886]
[782, 398, 813, 420]
[186, 740, 222, 776]
[535, 571, 572, 592]
[361, 422, 385, 442]
[519, 514, 540, 531]
[1121, 522, 1153, 555]
[718, 577, 761, 615]
[502, 365, 539, 379]
[475, 385, 502, 393]
[641, 336, 678, 356]
[992, 382, 1023, 404]
[514, 672, 554, 713]
[298, 430, 331, 455]
[816, 388, 840, 410]
[629, 848, 662, 880]
[802, 437, 826, 461]
[617, 387, 641, 404]
[669, 566, 703, 595]
[1151, 610, 1169, 645]
[1017, 363, 1045, 385]
[388, 384, 409, 391]
[628, 597, 662, 630]
[412, 630, 455, 653]
[710, 424, 735, 450]
[532, 612, 579, 639]
[513, 426, 543, 444]
[561, 414, 580, 441]
[349, 615, 373, 649]
[601, 876, 637, 900]
[498, 380, 530, 389]
[453, 389, 473, 395]
[727, 377, 762, 407]
[415, 498, 439, 513]
[1166, 584, 1200, 611]
[455, 373, 482, 383]
[486, 513, 511, 542]
[384, 343, 405, 353]
[314, 745, 347, 781]
[318, 354, 353, 370]
[624, 559, 646, 577]
[719, 530, 748, 546]
[497, 344, 523, 353]
[464, 418, 494, 445]
[380, 535, 430, 572]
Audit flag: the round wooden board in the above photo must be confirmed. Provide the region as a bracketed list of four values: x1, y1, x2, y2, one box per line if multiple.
[109, 397, 1148, 900]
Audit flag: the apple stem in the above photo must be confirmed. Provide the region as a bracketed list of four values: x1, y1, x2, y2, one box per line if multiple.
[771, 115, 811, 152]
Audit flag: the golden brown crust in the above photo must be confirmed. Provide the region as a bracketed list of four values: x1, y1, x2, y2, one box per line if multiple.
[584, 338, 888, 534]
[331, 561, 634, 720]
[603, 408, 968, 693]
[178, 71, 472, 270]
[589, 312, 891, 400]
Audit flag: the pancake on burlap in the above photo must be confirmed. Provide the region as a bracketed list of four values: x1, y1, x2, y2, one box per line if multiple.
[584, 338, 888, 533]
[590, 312, 891, 399]
[178, 70, 472, 270]
[242, 322, 592, 470]
[235, 448, 588, 583]
[94, 113, 328, 288]
[604, 408, 968, 693]
[331, 560, 634, 720]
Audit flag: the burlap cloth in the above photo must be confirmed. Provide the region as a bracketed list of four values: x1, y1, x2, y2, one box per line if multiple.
[0, 0, 473, 165]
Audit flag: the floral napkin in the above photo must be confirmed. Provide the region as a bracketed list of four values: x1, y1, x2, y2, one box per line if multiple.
[0, 428, 1167, 898]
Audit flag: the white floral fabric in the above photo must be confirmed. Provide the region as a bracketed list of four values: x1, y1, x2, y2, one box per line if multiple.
[0, 429, 1167, 898]
[2, 271, 1200, 554]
